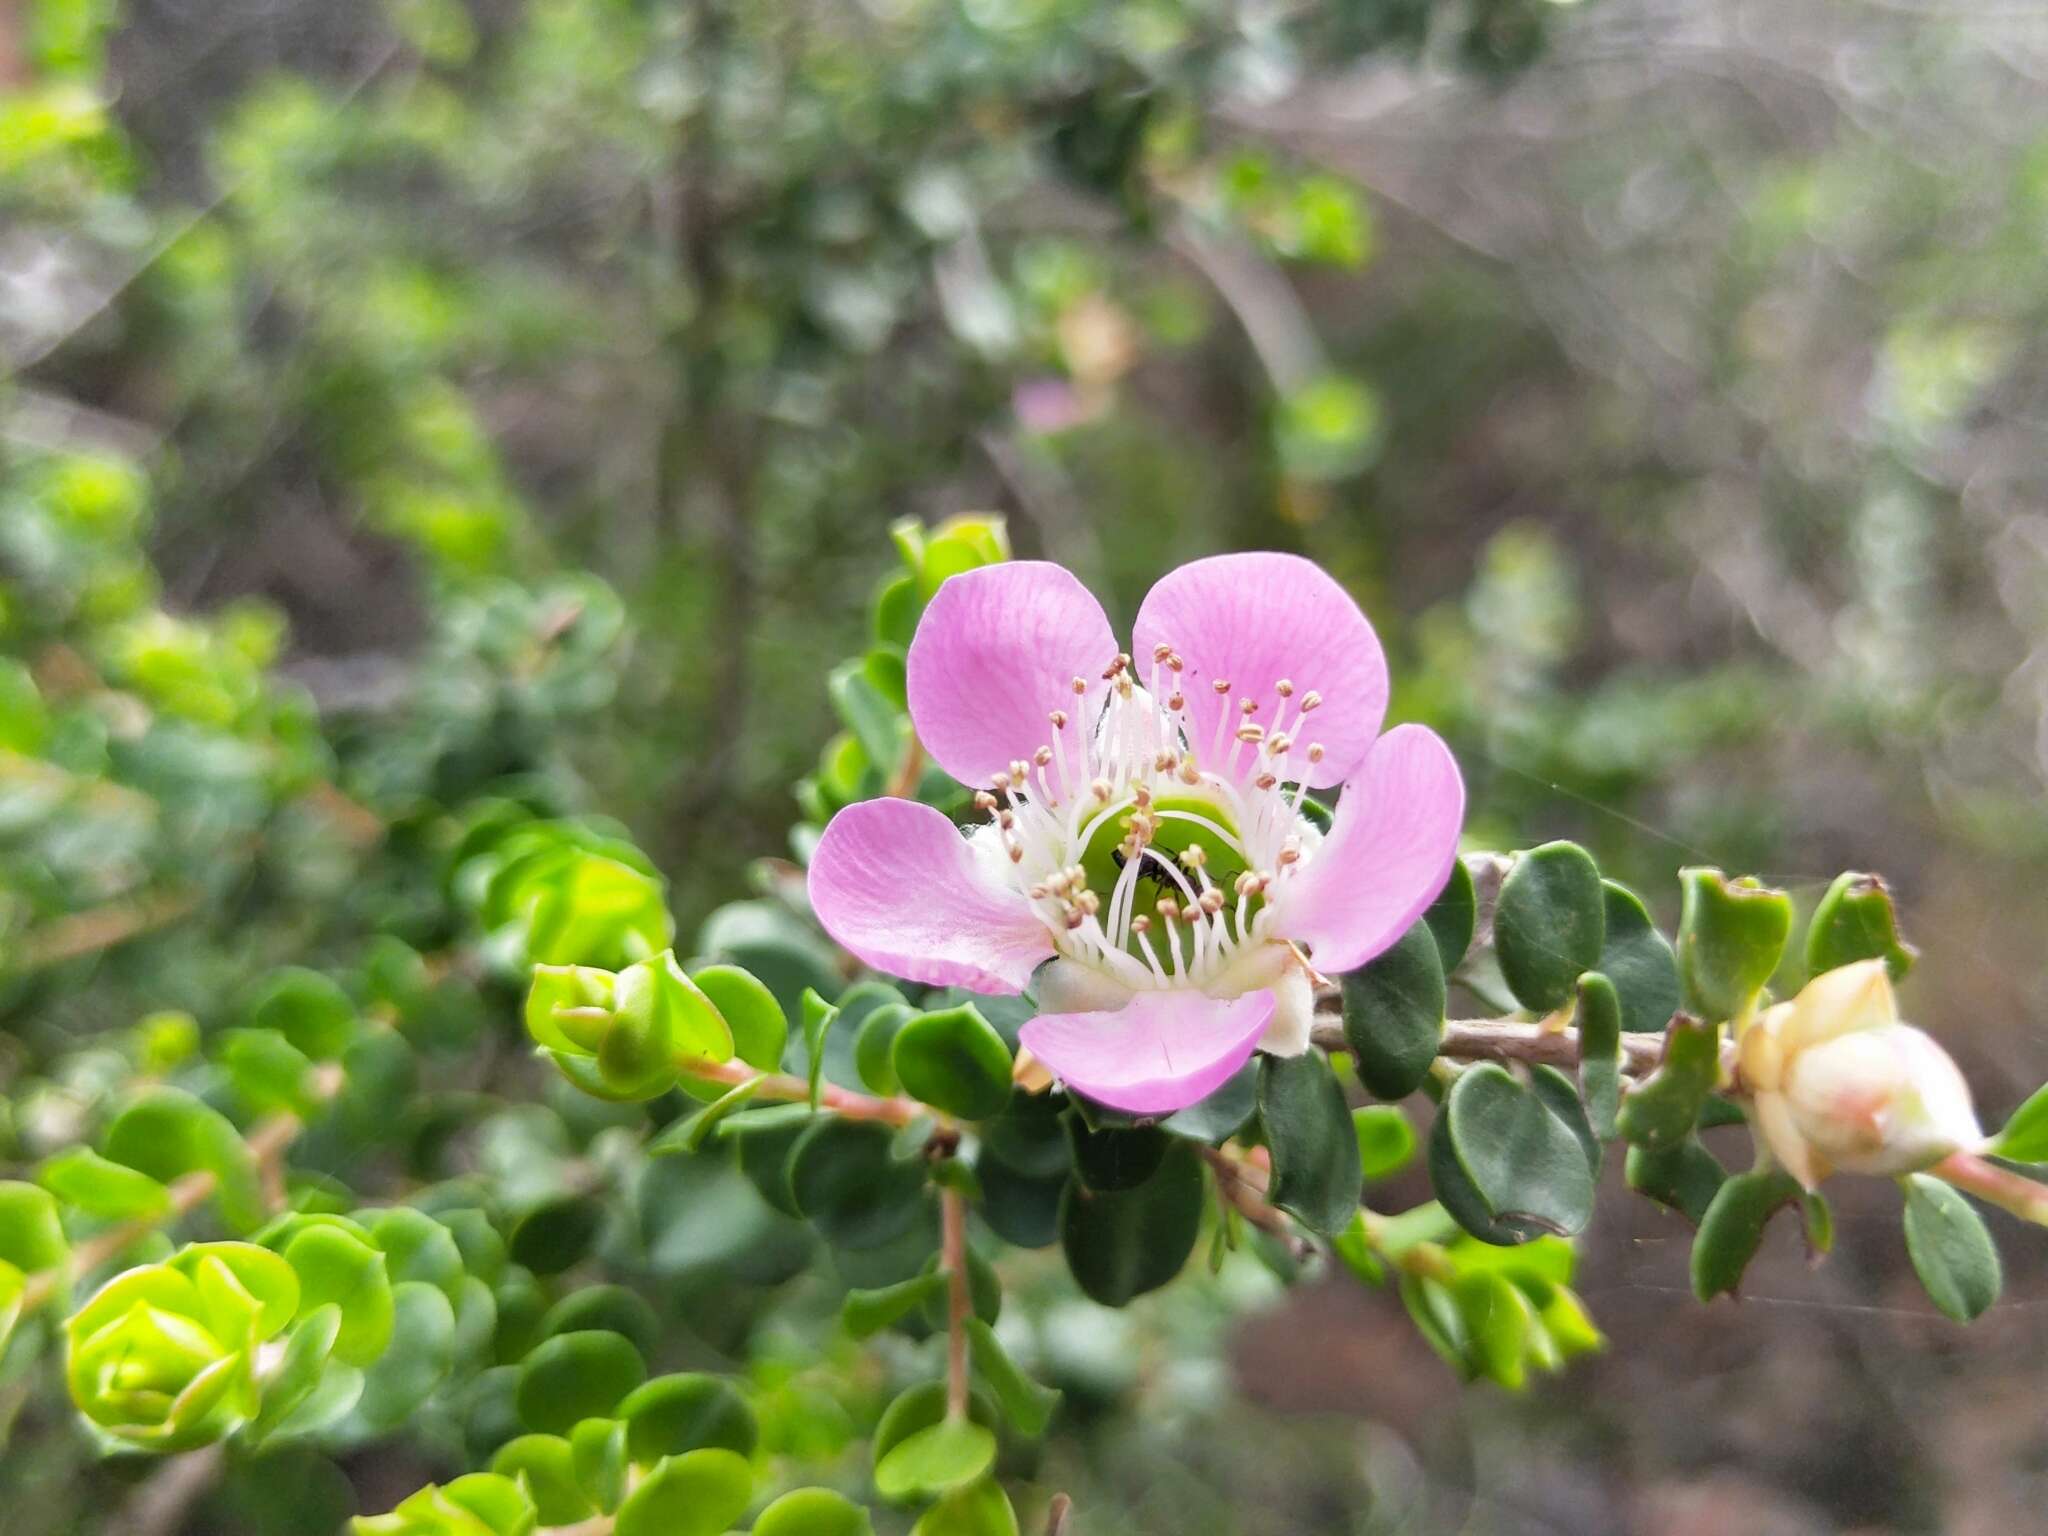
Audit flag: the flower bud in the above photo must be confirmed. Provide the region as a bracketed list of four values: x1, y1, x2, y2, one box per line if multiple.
[64, 1242, 297, 1450]
[524, 952, 733, 1102]
[1739, 960, 1984, 1187]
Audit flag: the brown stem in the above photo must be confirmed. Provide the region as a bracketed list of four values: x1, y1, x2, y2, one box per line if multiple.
[941, 1184, 971, 1422]
[1308, 1013, 1671, 1075]
[886, 737, 927, 799]
[120, 1442, 225, 1536]
[14, 889, 200, 971]
[684, 1058, 942, 1132]
[1198, 1145, 1313, 1259]
[1043, 1493, 1074, 1536]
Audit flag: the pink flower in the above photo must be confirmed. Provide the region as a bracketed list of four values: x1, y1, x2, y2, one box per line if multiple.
[806, 554, 1465, 1114]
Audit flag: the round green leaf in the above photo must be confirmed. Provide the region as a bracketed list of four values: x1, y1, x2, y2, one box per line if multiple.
[35, 1148, 168, 1223]
[616, 1371, 758, 1463]
[0, 1181, 69, 1273]
[874, 1419, 997, 1501]
[1901, 1174, 2001, 1323]
[613, 1448, 753, 1536]
[976, 1158, 1065, 1250]
[490, 1435, 594, 1526]
[104, 1087, 266, 1233]
[788, 1117, 931, 1250]
[517, 1330, 646, 1435]
[690, 963, 790, 1074]
[246, 966, 357, 1060]
[1353, 1106, 1418, 1181]
[979, 1091, 1069, 1180]
[892, 1004, 1014, 1121]
[913, 1478, 1020, 1536]
[282, 1224, 396, 1366]
[1059, 1140, 1204, 1306]
[1494, 842, 1606, 1013]
[539, 1285, 659, 1358]
[755, 1487, 874, 1536]
[509, 1194, 604, 1276]
[1341, 920, 1444, 1101]
[854, 1003, 918, 1095]
[871, 1381, 998, 1472]
[355, 1281, 457, 1429]
[1596, 881, 1679, 1035]
[571, 1416, 630, 1513]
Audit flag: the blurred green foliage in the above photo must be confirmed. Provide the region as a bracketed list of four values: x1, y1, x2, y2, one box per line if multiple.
[10, 0, 2048, 1532]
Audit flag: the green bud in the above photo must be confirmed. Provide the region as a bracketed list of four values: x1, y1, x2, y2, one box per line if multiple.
[525, 953, 733, 1103]
[894, 513, 1010, 598]
[64, 1242, 298, 1450]
[353, 1473, 539, 1536]
[1676, 867, 1792, 1023]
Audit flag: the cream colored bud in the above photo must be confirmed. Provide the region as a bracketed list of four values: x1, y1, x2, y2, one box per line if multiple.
[1744, 960, 1985, 1188]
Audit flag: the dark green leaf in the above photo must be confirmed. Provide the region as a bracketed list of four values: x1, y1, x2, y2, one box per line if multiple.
[509, 1194, 604, 1276]
[1259, 1052, 1363, 1235]
[1494, 842, 1606, 1013]
[1428, 1064, 1595, 1243]
[1423, 856, 1476, 970]
[1575, 971, 1622, 1140]
[1064, 1120, 1167, 1192]
[1615, 1016, 1720, 1150]
[1159, 1060, 1259, 1144]
[1676, 867, 1792, 1022]
[788, 1117, 931, 1249]
[1597, 881, 1679, 1035]
[1624, 1137, 1726, 1225]
[1341, 920, 1444, 1100]
[1059, 1140, 1205, 1305]
[1690, 1168, 1801, 1301]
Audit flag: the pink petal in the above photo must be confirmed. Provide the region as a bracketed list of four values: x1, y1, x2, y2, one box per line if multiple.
[808, 797, 1054, 992]
[1021, 989, 1274, 1114]
[1278, 724, 1464, 975]
[1132, 553, 1388, 787]
[907, 561, 1118, 789]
